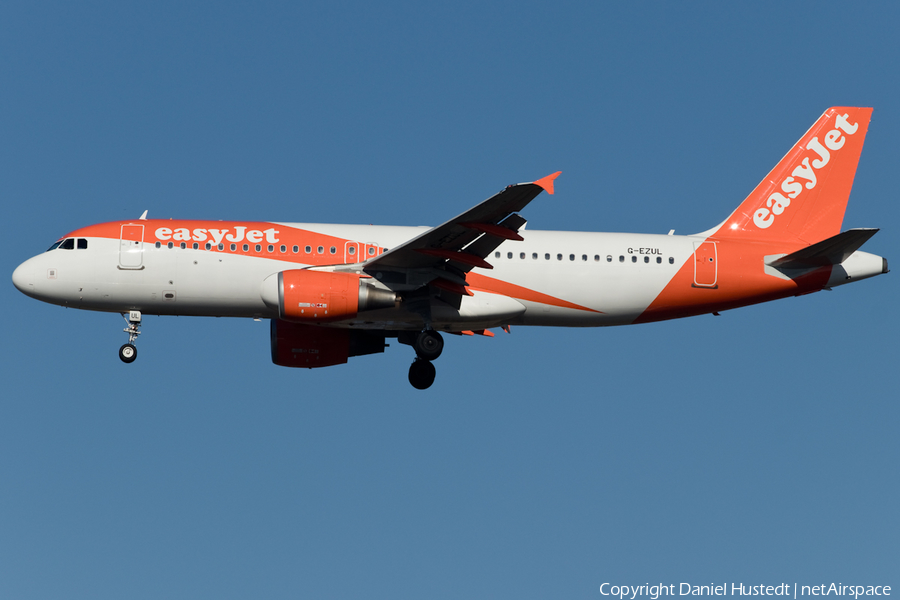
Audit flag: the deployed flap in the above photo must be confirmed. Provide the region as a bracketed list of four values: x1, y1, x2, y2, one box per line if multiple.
[363, 173, 560, 278]
[768, 228, 879, 268]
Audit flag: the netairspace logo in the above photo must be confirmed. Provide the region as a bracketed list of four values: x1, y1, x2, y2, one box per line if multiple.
[599, 584, 891, 600]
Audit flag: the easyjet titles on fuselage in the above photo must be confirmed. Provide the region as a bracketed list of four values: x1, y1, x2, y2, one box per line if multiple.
[154, 226, 281, 245]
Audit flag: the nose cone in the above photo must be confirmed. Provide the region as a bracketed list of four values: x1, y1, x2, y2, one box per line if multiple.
[12, 259, 36, 297]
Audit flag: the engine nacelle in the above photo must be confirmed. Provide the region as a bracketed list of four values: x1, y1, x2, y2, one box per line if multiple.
[260, 269, 396, 322]
[270, 320, 386, 369]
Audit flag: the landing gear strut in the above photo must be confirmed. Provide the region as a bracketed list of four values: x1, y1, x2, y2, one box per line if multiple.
[120, 310, 141, 364]
[405, 330, 443, 389]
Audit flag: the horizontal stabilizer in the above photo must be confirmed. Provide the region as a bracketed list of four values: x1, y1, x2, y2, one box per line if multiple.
[768, 228, 879, 269]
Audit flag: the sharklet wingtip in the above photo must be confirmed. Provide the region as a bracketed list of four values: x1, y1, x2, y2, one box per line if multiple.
[533, 171, 561, 195]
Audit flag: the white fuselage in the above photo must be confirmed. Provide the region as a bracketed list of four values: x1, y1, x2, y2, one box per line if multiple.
[13, 224, 701, 329]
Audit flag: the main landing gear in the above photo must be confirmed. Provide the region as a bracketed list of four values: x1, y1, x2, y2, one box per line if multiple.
[119, 310, 142, 364]
[406, 329, 443, 390]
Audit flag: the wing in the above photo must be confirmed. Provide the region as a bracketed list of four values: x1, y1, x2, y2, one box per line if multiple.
[362, 172, 560, 294]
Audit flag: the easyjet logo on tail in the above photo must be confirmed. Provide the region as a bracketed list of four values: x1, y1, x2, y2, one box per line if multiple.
[753, 113, 859, 229]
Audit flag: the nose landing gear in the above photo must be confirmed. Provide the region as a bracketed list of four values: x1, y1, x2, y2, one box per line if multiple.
[119, 311, 142, 364]
[405, 329, 443, 389]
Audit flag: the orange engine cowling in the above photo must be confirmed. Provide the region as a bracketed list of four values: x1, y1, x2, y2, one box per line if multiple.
[262, 269, 397, 322]
[270, 320, 386, 369]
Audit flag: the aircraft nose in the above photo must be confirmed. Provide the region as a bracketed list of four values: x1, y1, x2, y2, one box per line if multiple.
[12, 260, 35, 296]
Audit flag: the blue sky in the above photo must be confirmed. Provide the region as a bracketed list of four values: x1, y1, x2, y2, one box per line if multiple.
[1, 2, 898, 598]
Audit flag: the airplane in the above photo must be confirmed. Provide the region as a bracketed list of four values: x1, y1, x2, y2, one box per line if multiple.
[11, 107, 888, 389]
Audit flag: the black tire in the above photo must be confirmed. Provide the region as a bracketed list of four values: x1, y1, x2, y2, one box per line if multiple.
[119, 343, 137, 363]
[408, 359, 436, 390]
[414, 330, 444, 361]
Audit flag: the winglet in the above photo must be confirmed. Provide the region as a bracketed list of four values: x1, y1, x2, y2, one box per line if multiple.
[533, 171, 561, 195]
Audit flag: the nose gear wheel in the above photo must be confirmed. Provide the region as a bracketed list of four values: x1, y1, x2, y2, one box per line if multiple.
[119, 343, 137, 363]
[119, 311, 142, 363]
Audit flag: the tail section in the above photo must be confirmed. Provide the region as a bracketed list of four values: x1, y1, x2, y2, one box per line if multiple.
[709, 107, 872, 244]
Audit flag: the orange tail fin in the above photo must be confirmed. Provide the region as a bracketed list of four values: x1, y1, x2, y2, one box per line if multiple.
[710, 107, 872, 244]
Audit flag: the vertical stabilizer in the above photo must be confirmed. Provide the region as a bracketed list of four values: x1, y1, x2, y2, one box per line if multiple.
[710, 107, 872, 244]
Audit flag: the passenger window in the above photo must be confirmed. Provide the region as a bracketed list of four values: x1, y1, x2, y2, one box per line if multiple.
[607, 255, 612, 262]
[631, 256, 637, 263]
[569, 254, 575, 261]
[520, 252, 525, 259]
[77, 239, 88, 249]
[205, 243, 212, 250]
[230, 243, 236, 251]
[582, 254, 588, 261]
[243, 244, 249, 251]
[669, 257, 674, 264]
[280, 245, 286, 253]
[268, 245, 275, 252]
[256, 244, 262, 252]
[619, 255, 624, 262]
[218, 243, 224, 251]
[594, 255, 600, 262]
[154, 241, 161, 249]
[293, 245, 299, 253]
[305, 246, 312, 254]
[167, 241, 174, 249]
[545, 253, 550, 260]
[193, 242, 199, 250]
[644, 256, 649, 263]
[656, 256, 662, 264]
[557, 254, 563, 261]
[348, 246, 355, 255]
[329, 246, 336, 254]
[180, 242, 186, 249]
[317, 246, 324, 254]
[508, 252, 513, 259]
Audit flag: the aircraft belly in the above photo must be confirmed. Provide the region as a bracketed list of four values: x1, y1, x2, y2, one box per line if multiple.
[430, 292, 525, 328]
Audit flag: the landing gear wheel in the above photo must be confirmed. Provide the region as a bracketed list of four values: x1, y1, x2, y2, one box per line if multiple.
[408, 359, 436, 390]
[414, 330, 444, 361]
[119, 343, 137, 363]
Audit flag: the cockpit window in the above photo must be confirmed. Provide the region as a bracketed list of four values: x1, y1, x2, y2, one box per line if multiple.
[59, 238, 75, 250]
[77, 238, 88, 250]
[47, 240, 63, 251]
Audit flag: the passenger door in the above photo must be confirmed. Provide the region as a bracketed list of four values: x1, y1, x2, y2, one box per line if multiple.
[119, 224, 144, 269]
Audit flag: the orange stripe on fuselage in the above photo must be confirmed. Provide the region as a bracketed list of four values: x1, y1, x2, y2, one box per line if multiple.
[635, 239, 831, 323]
[466, 272, 602, 313]
[66, 220, 384, 267]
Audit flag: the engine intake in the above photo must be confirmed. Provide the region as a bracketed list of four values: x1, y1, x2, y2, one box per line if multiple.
[261, 270, 396, 322]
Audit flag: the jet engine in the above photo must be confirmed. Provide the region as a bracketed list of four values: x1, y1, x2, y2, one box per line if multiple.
[261, 269, 397, 322]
